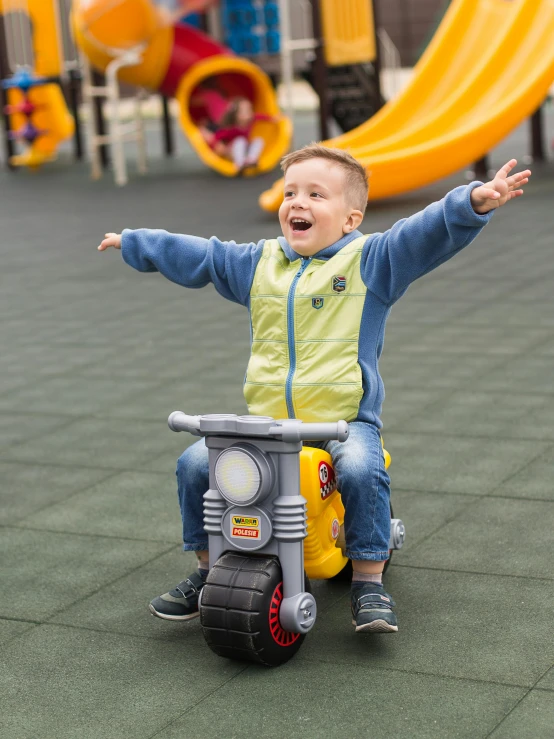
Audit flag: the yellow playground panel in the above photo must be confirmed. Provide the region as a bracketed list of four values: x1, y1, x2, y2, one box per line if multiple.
[319, 0, 376, 66]
[0, 0, 75, 167]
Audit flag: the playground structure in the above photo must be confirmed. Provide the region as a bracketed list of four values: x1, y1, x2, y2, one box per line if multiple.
[1, 0, 553, 201]
[259, 0, 554, 209]
[71, 0, 292, 177]
[0, 0, 75, 168]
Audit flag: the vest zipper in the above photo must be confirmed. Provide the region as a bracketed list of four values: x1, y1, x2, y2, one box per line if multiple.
[285, 257, 312, 418]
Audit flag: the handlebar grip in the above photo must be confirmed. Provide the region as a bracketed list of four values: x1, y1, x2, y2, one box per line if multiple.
[167, 411, 202, 434]
[268, 420, 349, 443]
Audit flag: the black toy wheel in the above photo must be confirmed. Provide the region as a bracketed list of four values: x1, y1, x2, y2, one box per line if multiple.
[200, 552, 308, 667]
[331, 502, 395, 581]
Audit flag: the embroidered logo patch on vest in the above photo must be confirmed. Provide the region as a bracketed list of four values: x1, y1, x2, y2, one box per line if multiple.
[312, 297, 324, 310]
[332, 275, 346, 292]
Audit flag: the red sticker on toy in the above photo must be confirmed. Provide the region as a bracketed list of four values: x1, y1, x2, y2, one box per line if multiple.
[319, 461, 337, 499]
[331, 518, 340, 539]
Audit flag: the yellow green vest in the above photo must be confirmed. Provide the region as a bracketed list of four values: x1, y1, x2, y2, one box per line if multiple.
[244, 236, 367, 423]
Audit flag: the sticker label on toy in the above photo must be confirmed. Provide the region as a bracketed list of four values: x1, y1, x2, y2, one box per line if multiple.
[319, 460, 337, 499]
[232, 516, 259, 527]
[331, 518, 340, 539]
[231, 515, 261, 539]
[231, 526, 261, 539]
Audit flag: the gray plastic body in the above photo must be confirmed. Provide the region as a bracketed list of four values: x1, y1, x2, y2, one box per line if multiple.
[168, 412, 398, 634]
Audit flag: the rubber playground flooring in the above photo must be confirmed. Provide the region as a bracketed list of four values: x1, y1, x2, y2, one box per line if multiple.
[1, 109, 554, 738]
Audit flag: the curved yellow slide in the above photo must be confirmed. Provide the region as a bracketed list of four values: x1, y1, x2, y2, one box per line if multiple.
[0, 0, 74, 167]
[260, 0, 554, 211]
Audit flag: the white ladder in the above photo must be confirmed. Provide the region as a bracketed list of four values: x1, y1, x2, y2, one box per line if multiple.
[81, 48, 148, 186]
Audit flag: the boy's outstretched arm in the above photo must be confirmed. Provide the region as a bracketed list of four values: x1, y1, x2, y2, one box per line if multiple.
[361, 159, 531, 305]
[97, 228, 265, 306]
[470, 159, 531, 214]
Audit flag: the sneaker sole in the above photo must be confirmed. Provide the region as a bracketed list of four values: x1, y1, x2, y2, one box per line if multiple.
[352, 618, 398, 633]
[149, 604, 200, 622]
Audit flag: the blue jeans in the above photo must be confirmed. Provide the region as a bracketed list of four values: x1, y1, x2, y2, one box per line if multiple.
[176, 421, 391, 561]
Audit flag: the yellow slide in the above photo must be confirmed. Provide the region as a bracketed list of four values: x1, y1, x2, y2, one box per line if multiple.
[260, 0, 554, 211]
[0, 0, 74, 167]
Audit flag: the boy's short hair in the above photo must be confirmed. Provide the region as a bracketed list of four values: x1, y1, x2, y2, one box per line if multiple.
[281, 143, 369, 214]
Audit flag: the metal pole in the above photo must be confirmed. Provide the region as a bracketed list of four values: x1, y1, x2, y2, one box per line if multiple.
[161, 96, 174, 157]
[370, 0, 384, 109]
[530, 105, 545, 162]
[278, 0, 295, 127]
[0, 16, 16, 169]
[309, 0, 329, 140]
[67, 67, 84, 160]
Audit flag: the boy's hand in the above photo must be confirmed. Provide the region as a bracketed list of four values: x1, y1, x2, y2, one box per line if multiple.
[470, 159, 531, 214]
[98, 233, 122, 251]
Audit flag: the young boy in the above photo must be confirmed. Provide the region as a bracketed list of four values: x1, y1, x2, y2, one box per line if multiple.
[99, 144, 530, 633]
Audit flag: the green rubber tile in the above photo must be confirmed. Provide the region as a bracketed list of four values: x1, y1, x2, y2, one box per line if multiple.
[0, 618, 36, 646]
[18, 470, 182, 543]
[0, 527, 173, 621]
[385, 432, 543, 495]
[160, 659, 523, 739]
[0, 375, 161, 416]
[535, 336, 554, 356]
[49, 548, 349, 638]
[405, 276, 520, 303]
[0, 413, 73, 452]
[488, 690, 554, 739]
[399, 391, 554, 442]
[388, 489, 474, 554]
[471, 355, 554, 396]
[387, 298, 475, 325]
[49, 547, 199, 638]
[0, 461, 116, 525]
[0, 624, 243, 739]
[458, 301, 554, 327]
[402, 497, 554, 579]
[491, 446, 554, 500]
[2, 417, 181, 470]
[536, 667, 554, 691]
[380, 387, 451, 429]
[297, 568, 554, 687]
[98, 377, 247, 421]
[380, 324, 552, 357]
[0, 343, 121, 378]
[380, 352, 502, 391]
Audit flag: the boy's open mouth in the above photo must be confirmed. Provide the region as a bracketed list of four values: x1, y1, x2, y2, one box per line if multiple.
[290, 218, 312, 233]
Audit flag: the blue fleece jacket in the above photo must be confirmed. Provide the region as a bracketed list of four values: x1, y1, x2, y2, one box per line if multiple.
[121, 183, 493, 427]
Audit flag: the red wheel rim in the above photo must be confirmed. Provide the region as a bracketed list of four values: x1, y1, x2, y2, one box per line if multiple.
[269, 582, 301, 647]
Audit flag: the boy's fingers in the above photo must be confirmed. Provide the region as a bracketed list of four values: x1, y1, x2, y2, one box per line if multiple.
[498, 159, 517, 178]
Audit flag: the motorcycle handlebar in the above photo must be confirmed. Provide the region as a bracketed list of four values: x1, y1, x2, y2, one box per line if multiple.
[167, 412, 349, 443]
[268, 421, 349, 443]
[167, 411, 202, 434]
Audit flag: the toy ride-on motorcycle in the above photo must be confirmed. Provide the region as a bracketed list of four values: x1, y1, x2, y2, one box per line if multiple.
[168, 411, 406, 667]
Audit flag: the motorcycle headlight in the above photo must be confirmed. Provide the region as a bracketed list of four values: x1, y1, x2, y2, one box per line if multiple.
[214, 444, 273, 506]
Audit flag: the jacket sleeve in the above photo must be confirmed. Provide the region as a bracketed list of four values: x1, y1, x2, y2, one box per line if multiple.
[360, 183, 494, 304]
[120, 229, 265, 306]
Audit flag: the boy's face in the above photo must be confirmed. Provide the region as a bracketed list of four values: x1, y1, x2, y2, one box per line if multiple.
[279, 158, 363, 257]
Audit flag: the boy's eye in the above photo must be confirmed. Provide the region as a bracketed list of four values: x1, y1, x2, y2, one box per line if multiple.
[311, 192, 323, 198]
[284, 191, 295, 198]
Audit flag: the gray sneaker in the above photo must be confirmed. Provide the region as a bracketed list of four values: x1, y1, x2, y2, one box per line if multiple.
[149, 571, 205, 621]
[351, 582, 398, 633]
